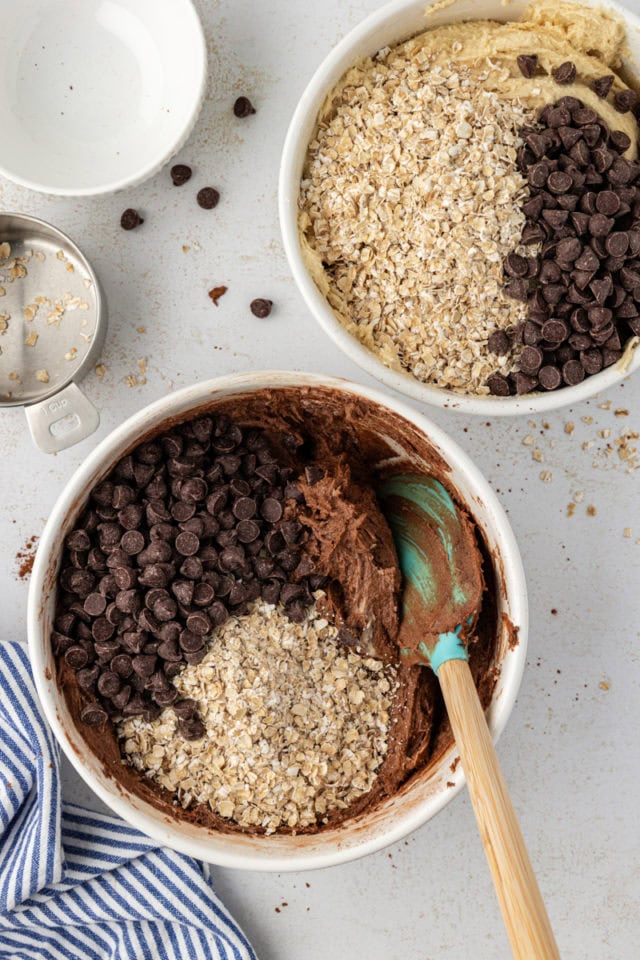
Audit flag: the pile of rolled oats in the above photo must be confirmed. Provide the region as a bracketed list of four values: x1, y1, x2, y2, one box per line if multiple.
[119, 600, 397, 834]
[299, 47, 536, 394]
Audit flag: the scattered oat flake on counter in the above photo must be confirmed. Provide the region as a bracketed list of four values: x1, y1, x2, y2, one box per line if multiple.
[23, 303, 39, 321]
[35, 369, 49, 383]
[564, 422, 575, 435]
[10, 263, 26, 279]
[95, 363, 107, 379]
[587, 505, 597, 516]
[125, 358, 147, 387]
[0, 243, 11, 259]
[0, 314, 9, 333]
[25, 332, 38, 347]
[208, 285, 227, 306]
[65, 347, 77, 360]
[137, 326, 146, 334]
[539, 470, 553, 483]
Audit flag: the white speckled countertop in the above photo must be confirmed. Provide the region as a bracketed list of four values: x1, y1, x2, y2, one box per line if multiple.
[1, 1, 639, 957]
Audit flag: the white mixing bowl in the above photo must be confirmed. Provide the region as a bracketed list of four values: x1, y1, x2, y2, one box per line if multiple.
[0, 0, 207, 195]
[279, 0, 640, 415]
[28, 371, 527, 870]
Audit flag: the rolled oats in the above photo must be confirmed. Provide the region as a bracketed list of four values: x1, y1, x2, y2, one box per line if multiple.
[299, 49, 536, 394]
[119, 601, 397, 834]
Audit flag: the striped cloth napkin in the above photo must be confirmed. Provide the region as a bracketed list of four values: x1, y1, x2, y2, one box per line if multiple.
[0, 643, 257, 960]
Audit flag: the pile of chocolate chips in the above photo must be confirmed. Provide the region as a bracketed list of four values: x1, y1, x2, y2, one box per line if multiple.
[52, 415, 325, 738]
[487, 69, 640, 396]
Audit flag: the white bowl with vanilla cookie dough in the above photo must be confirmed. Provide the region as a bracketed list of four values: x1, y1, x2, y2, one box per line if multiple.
[280, 0, 640, 414]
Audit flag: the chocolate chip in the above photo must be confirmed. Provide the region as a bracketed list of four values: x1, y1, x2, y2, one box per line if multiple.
[609, 131, 631, 157]
[66, 529, 91, 552]
[608, 158, 633, 185]
[517, 54, 538, 78]
[556, 238, 583, 262]
[528, 161, 551, 187]
[80, 703, 108, 726]
[560, 359, 585, 385]
[178, 629, 204, 653]
[538, 365, 562, 390]
[120, 208, 143, 230]
[504, 252, 528, 277]
[170, 163, 192, 186]
[504, 278, 529, 302]
[250, 298, 273, 318]
[486, 371, 511, 397]
[304, 465, 325, 486]
[605, 231, 629, 257]
[233, 96, 255, 118]
[236, 519, 260, 543]
[97, 671, 121, 698]
[592, 75, 614, 98]
[178, 717, 205, 741]
[174, 698, 198, 720]
[132, 654, 157, 678]
[83, 592, 107, 617]
[614, 89, 637, 113]
[64, 645, 89, 669]
[572, 108, 598, 126]
[513, 372, 538, 394]
[553, 61, 576, 85]
[175, 531, 200, 556]
[581, 349, 603, 374]
[520, 345, 544, 374]
[196, 187, 220, 210]
[547, 107, 570, 129]
[542, 319, 570, 343]
[487, 330, 510, 355]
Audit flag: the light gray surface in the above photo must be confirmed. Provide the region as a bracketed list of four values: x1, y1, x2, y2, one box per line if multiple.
[1, 1, 639, 957]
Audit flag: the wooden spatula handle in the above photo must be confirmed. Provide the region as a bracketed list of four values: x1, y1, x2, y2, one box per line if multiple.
[438, 658, 560, 960]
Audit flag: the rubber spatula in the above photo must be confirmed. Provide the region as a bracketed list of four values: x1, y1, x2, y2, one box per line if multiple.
[379, 474, 560, 960]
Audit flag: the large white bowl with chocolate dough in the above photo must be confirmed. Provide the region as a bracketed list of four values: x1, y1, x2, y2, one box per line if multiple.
[279, 0, 640, 415]
[28, 372, 527, 870]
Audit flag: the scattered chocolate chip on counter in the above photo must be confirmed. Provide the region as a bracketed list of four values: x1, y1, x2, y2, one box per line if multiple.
[233, 96, 255, 118]
[197, 187, 220, 210]
[250, 298, 273, 318]
[171, 164, 193, 186]
[120, 209, 144, 231]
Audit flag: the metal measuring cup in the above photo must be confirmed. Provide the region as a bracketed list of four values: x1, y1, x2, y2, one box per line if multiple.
[0, 213, 106, 453]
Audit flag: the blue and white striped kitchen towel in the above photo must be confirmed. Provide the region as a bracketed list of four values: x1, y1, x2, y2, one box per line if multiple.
[0, 643, 257, 960]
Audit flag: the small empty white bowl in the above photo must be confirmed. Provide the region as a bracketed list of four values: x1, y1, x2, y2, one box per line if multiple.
[0, 0, 207, 196]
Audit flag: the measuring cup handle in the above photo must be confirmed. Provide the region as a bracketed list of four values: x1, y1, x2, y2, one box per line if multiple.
[25, 382, 100, 454]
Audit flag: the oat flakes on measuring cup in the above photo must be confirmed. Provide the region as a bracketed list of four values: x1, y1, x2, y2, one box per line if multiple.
[0, 212, 106, 452]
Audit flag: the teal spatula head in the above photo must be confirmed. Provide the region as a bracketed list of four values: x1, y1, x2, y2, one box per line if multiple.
[378, 474, 484, 674]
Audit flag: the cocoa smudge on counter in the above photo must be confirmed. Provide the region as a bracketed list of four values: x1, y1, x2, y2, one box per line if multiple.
[208, 286, 228, 306]
[16, 535, 38, 580]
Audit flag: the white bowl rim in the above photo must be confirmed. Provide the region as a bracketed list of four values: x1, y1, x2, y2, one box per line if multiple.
[28, 370, 528, 870]
[0, 0, 207, 197]
[279, 0, 640, 417]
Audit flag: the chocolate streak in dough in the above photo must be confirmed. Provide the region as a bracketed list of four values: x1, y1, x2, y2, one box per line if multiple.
[57, 386, 500, 834]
